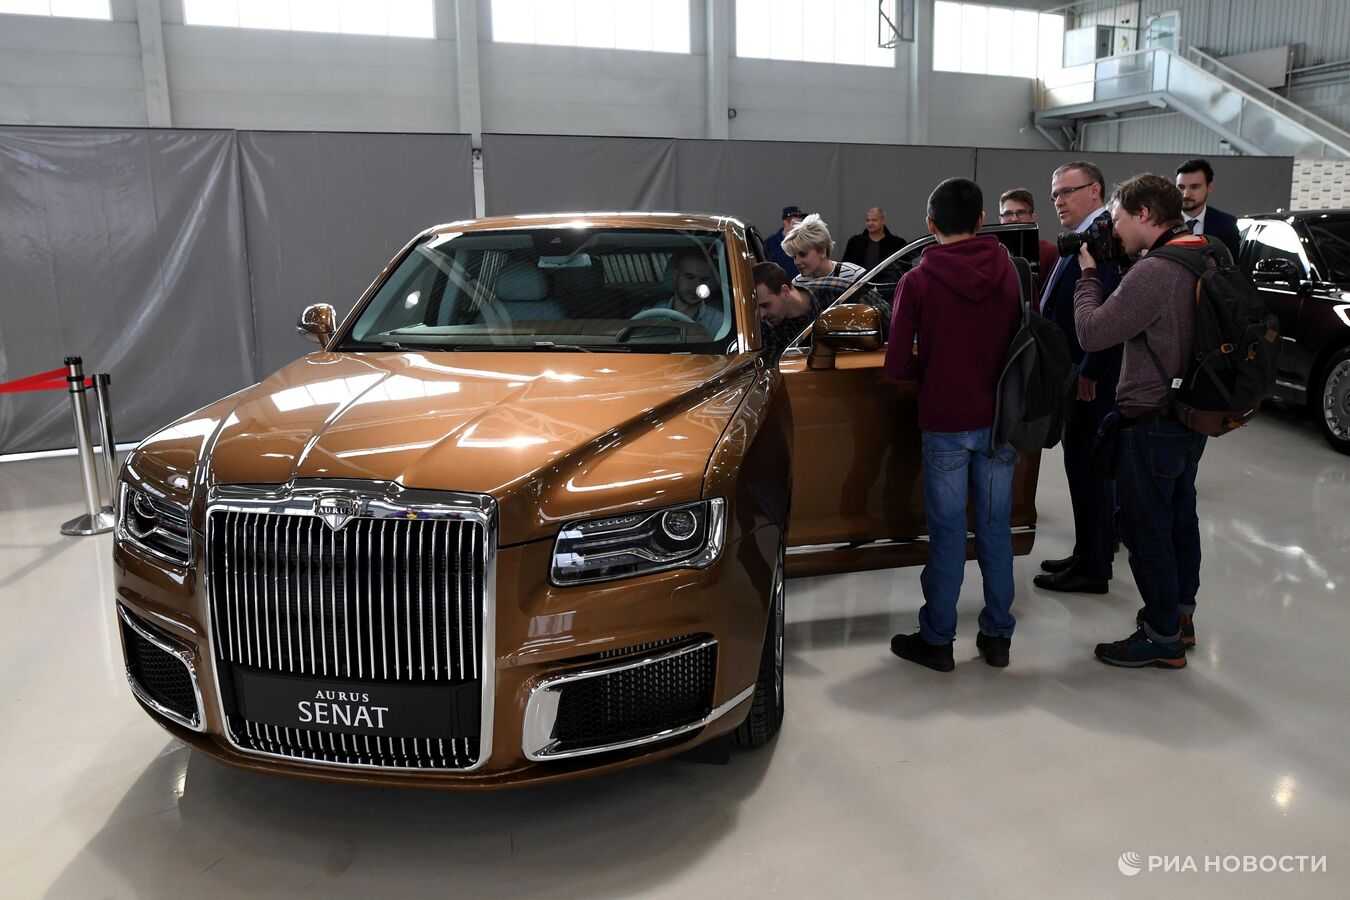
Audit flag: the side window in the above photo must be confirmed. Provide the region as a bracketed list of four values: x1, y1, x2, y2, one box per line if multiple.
[1251, 221, 1310, 278]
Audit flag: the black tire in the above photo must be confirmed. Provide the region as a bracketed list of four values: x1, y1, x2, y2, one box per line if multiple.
[733, 538, 785, 748]
[1316, 347, 1350, 455]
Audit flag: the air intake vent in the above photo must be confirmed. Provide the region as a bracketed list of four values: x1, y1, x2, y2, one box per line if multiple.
[554, 641, 716, 749]
[118, 606, 202, 729]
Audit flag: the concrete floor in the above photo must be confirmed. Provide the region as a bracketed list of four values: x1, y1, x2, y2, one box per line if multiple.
[2, 405, 1347, 899]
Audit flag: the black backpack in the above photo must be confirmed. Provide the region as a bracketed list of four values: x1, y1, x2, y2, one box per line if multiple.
[992, 256, 1078, 453]
[1145, 237, 1280, 436]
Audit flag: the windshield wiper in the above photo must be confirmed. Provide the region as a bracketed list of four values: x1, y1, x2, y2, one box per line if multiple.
[529, 341, 630, 353]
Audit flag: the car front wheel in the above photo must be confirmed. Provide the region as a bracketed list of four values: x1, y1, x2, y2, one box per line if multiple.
[1317, 347, 1350, 455]
[733, 537, 785, 748]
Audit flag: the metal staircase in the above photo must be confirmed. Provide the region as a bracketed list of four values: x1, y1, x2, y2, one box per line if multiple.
[1035, 45, 1350, 159]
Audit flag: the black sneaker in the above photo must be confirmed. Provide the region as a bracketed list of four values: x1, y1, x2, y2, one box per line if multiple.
[1135, 611, 1197, 650]
[890, 632, 955, 672]
[976, 632, 1010, 668]
[1095, 629, 1187, 669]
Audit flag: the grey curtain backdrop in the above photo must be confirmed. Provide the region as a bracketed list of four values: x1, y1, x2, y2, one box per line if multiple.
[483, 134, 979, 245]
[1, 127, 1294, 455]
[0, 128, 254, 457]
[485, 134, 1292, 247]
[973, 149, 1293, 225]
[0, 128, 475, 454]
[239, 132, 475, 375]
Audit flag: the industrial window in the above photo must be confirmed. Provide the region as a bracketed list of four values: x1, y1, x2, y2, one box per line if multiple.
[0, 1, 110, 19]
[735, 0, 895, 68]
[932, 2, 1064, 78]
[182, 0, 435, 39]
[490, 0, 691, 54]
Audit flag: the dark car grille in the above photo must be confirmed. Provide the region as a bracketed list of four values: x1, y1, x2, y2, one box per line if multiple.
[554, 642, 716, 749]
[120, 610, 200, 725]
[208, 510, 486, 770]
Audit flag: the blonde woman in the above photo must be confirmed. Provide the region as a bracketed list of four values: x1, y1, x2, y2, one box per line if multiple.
[782, 213, 865, 284]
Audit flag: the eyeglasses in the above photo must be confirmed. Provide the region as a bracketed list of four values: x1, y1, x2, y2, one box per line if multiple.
[999, 209, 1033, 220]
[1050, 183, 1096, 202]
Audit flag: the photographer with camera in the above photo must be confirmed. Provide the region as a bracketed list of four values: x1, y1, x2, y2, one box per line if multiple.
[1034, 162, 1124, 596]
[1073, 173, 1209, 668]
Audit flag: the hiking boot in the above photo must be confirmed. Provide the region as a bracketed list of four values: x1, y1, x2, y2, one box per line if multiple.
[890, 632, 955, 672]
[1095, 629, 1187, 669]
[976, 632, 1010, 668]
[1135, 611, 1197, 650]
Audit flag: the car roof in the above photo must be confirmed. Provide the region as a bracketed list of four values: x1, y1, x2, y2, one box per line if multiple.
[424, 212, 746, 235]
[1243, 210, 1350, 221]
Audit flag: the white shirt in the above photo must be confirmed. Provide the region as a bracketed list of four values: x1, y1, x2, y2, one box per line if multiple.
[1184, 207, 1207, 236]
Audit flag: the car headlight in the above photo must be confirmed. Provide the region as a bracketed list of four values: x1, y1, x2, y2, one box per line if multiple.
[117, 481, 193, 566]
[551, 498, 726, 586]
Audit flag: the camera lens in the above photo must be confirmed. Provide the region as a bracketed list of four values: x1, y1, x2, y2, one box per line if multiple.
[1056, 231, 1084, 258]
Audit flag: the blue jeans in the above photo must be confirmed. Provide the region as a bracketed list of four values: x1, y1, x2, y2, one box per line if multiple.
[1116, 417, 1206, 643]
[917, 429, 1018, 645]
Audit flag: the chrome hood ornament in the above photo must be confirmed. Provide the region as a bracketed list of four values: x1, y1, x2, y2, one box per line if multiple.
[314, 494, 360, 531]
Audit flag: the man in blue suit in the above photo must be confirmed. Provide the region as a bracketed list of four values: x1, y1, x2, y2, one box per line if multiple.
[1175, 158, 1241, 261]
[1034, 161, 1124, 595]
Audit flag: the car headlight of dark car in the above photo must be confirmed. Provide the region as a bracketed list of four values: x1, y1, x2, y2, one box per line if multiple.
[551, 498, 726, 585]
[117, 481, 193, 566]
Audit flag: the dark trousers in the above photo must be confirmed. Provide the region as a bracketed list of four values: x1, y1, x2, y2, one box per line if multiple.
[1061, 386, 1117, 581]
[1117, 418, 1206, 643]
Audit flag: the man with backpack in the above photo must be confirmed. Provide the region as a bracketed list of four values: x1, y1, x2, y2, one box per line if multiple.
[1072, 173, 1210, 668]
[884, 178, 1023, 672]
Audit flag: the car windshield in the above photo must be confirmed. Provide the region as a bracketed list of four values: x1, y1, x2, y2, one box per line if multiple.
[340, 228, 736, 354]
[1305, 217, 1350, 282]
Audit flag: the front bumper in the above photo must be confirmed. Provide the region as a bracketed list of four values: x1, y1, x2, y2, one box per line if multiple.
[113, 526, 768, 789]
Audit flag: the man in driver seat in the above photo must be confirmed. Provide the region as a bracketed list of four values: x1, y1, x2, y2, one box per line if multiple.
[643, 249, 723, 335]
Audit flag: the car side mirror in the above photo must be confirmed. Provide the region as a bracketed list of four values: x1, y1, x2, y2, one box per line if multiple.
[1253, 258, 1300, 287]
[297, 303, 337, 346]
[808, 304, 883, 371]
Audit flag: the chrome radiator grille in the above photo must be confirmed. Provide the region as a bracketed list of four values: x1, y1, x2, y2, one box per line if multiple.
[207, 508, 487, 770]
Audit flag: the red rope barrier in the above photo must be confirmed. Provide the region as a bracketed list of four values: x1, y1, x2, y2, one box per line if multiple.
[0, 367, 92, 393]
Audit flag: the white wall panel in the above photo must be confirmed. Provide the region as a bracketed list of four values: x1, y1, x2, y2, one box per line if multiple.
[162, 23, 459, 132]
[479, 40, 704, 138]
[0, 13, 146, 125]
[927, 71, 1051, 149]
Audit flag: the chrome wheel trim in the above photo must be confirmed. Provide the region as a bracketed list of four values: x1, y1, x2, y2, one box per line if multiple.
[773, 544, 785, 708]
[1323, 360, 1350, 441]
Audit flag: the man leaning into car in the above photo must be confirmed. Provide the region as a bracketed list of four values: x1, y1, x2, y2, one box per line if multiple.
[753, 262, 820, 362]
[884, 178, 1023, 672]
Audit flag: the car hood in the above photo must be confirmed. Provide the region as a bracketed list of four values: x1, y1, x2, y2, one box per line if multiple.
[133, 351, 757, 545]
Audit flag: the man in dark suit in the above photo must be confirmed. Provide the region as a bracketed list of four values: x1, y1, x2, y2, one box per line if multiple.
[1175, 158, 1241, 261]
[1034, 161, 1124, 595]
[765, 205, 805, 276]
[842, 207, 906, 277]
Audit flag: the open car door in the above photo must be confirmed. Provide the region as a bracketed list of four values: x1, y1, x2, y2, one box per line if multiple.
[780, 223, 1043, 577]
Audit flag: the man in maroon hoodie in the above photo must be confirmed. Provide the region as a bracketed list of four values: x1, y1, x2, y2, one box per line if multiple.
[884, 178, 1023, 671]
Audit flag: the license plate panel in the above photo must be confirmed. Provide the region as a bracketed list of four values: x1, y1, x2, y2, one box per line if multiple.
[232, 667, 479, 739]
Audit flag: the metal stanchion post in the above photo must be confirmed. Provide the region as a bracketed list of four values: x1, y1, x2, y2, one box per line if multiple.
[60, 356, 115, 536]
[93, 373, 117, 514]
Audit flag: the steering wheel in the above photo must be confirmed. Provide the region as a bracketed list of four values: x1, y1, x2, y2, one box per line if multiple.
[629, 307, 697, 324]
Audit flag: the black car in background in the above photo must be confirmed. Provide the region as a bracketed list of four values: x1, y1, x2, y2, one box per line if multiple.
[1238, 211, 1350, 454]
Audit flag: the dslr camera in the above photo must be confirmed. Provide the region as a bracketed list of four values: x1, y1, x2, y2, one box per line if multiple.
[1057, 211, 1125, 266]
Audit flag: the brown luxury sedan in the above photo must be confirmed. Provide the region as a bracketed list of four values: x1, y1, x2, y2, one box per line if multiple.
[113, 213, 1042, 788]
